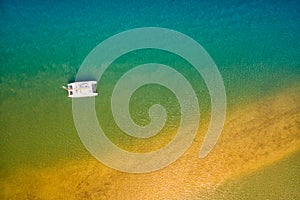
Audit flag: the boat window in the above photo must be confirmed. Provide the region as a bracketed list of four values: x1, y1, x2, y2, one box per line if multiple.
[92, 84, 97, 92]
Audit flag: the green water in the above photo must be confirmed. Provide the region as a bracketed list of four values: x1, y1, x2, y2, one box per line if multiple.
[209, 151, 300, 199]
[1, 48, 298, 174]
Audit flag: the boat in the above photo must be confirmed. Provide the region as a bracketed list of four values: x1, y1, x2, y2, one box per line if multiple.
[62, 81, 98, 98]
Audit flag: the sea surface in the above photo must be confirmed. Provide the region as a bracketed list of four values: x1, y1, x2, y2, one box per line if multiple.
[0, 0, 299, 199]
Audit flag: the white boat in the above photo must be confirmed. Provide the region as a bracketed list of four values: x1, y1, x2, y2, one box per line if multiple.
[62, 81, 98, 98]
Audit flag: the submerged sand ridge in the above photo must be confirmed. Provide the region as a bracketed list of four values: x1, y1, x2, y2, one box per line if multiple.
[1, 86, 299, 199]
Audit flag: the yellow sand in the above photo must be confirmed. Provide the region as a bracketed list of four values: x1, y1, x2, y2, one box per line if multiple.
[1, 86, 299, 200]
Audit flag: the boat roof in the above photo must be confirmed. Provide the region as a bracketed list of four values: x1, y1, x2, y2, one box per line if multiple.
[67, 81, 98, 98]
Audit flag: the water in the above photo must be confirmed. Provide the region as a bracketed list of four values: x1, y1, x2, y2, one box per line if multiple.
[208, 151, 300, 199]
[0, 0, 299, 198]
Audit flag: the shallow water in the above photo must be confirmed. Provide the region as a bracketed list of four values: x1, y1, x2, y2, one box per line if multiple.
[1, 0, 299, 199]
[209, 151, 300, 200]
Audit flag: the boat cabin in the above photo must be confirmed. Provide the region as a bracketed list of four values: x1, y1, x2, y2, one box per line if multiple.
[63, 81, 98, 98]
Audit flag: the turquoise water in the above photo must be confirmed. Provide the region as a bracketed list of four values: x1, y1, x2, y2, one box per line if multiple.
[0, 0, 299, 178]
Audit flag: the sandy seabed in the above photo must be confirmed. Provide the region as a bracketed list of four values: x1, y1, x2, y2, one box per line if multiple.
[1, 86, 299, 200]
